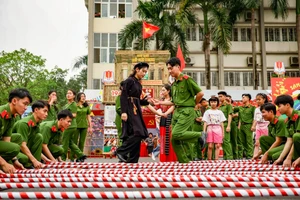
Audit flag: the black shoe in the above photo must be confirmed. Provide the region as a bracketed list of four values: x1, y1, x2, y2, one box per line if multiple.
[200, 132, 207, 150]
[76, 155, 87, 162]
[117, 153, 127, 162]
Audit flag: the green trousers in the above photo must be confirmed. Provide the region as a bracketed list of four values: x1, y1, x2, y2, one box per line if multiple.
[171, 107, 201, 163]
[61, 127, 84, 161]
[293, 133, 300, 159]
[222, 122, 233, 160]
[238, 123, 253, 159]
[192, 122, 203, 159]
[115, 115, 122, 146]
[260, 135, 285, 161]
[230, 121, 238, 159]
[13, 133, 43, 167]
[0, 134, 21, 161]
[70, 128, 87, 160]
[48, 144, 64, 159]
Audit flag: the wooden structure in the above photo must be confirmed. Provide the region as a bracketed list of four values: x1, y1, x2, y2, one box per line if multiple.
[103, 50, 170, 104]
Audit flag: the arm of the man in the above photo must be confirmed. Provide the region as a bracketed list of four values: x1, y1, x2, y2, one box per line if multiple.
[273, 137, 293, 165]
[260, 136, 283, 163]
[0, 156, 15, 174]
[42, 144, 56, 161]
[282, 143, 294, 167]
[195, 91, 204, 105]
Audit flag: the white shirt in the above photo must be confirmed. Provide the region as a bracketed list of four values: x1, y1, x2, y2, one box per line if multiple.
[202, 109, 226, 125]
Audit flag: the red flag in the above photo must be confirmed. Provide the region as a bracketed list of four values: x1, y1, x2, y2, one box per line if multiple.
[176, 45, 185, 71]
[143, 21, 160, 39]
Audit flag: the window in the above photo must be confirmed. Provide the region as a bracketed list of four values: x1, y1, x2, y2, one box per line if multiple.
[211, 72, 218, 87]
[93, 79, 101, 89]
[94, 0, 132, 18]
[275, 28, 280, 41]
[94, 33, 123, 63]
[224, 72, 240, 86]
[232, 28, 238, 41]
[200, 72, 206, 86]
[243, 72, 253, 86]
[186, 72, 198, 83]
[186, 27, 196, 41]
[199, 28, 204, 41]
[241, 28, 257, 42]
[282, 28, 288, 41]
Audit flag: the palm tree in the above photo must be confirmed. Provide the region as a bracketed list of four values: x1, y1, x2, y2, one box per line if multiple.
[73, 55, 88, 70]
[119, 0, 197, 57]
[243, 0, 288, 90]
[177, 0, 235, 89]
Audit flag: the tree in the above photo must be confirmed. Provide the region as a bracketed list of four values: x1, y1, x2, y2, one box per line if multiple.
[67, 68, 87, 93]
[119, 0, 197, 57]
[73, 55, 88, 69]
[243, 0, 288, 89]
[176, 0, 235, 89]
[0, 49, 69, 106]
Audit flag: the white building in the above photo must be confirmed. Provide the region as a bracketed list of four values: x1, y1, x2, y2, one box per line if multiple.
[84, 0, 299, 90]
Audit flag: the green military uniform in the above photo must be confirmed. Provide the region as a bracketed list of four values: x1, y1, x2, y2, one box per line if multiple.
[0, 104, 22, 163]
[62, 102, 84, 161]
[114, 95, 122, 145]
[171, 74, 202, 163]
[238, 104, 255, 159]
[286, 110, 300, 160]
[45, 104, 58, 121]
[219, 102, 233, 160]
[71, 104, 91, 159]
[259, 116, 287, 160]
[192, 109, 203, 160]
[230, 106, 239, 159]
[40, 121, 64, 159]
[12, 115, 43, 167]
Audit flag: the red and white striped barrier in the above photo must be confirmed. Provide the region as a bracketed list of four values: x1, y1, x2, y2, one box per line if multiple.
[2, 175, 300, 183]
[0, 188, 299, 199]
[15, 168, 300, 175]
[1, 181, 300, 189]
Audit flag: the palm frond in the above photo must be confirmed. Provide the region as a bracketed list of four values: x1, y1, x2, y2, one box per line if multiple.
[119, 20, 143, 50]
[269, 0, 289, 19]
[72, 55, 87, 69]
[209, 6, 232, 54]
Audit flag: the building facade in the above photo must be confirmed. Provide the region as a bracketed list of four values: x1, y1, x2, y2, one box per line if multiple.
[85, 0, 299, 90]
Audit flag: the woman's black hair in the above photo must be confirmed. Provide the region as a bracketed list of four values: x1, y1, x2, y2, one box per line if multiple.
[68, 89, 76, 101]
[129, 62, 149, 77]
[256, 93, 268, 104]
[77, 92, 88, 107]
[162, 83, 172, 97]
[208, 96, 220, 106]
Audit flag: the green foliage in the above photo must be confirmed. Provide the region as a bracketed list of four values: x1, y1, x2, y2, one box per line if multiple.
[119, 0, 195, 57]
[0, 49, 87, 109]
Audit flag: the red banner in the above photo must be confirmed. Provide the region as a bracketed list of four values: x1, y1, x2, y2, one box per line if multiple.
[271, 78, 300, 101]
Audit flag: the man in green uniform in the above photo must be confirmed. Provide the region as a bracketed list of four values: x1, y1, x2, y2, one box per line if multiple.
[272, 95, 300, 167]
[227, 95, 239, 159]
[0, 88, 32, 173]
[238, 94, 255, 159]
[252, 103, 287, 163]
[40, 110, 73, 162]
[192, 102, 203, 160]
[12, 100, 49, 169]
[155, 57, 205, 163]
[218, 91, 233, 160]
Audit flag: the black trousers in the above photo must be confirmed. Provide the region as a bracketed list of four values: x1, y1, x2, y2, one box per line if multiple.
[117, 135, 142, 163]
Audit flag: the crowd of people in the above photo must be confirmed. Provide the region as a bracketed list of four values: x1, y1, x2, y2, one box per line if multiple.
[0, 89, 92, 174]
[115, 57, 300, 168]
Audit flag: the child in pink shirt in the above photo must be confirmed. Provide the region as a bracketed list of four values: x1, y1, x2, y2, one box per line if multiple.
[252, 93, 269, 159]
[203, 97, 226, 160]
